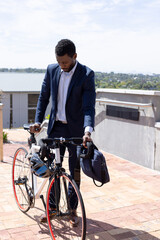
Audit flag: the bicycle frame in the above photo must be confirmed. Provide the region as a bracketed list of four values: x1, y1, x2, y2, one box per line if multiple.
[27, 142, 61, 200]
[13, 129, 86, 239]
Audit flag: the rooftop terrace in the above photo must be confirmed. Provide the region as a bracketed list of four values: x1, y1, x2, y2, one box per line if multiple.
[1, 129, 160, 239]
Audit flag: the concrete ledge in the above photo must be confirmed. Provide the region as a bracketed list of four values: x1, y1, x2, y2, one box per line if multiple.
[96, 88, 160, 96]
[96, 98, 152, 108]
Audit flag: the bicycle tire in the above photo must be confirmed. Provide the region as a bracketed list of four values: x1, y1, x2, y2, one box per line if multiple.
[12, 147, 33, 213]
[46, 172, 86, 240]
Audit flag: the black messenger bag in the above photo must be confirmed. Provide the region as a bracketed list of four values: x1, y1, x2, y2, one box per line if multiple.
[79, 142, 110, 187]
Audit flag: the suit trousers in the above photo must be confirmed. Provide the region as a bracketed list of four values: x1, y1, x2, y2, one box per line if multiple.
[48, 121, 81, 209]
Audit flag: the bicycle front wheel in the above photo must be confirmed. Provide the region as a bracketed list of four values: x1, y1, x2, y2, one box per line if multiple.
[46, 172, 86, 240]
[12, 147, 33, 213]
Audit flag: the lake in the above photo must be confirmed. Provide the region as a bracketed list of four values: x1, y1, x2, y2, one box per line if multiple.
[0, 72, 45, 92]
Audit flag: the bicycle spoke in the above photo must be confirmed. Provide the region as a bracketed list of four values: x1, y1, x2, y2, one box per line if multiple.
[12, 147, 33, 212]
[46, 173, 86, 240]
[17, 185, 30, 205]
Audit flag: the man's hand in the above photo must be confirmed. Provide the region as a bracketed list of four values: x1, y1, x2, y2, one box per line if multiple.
[83, 132, 92, 147]
[29, 123, 41, 133]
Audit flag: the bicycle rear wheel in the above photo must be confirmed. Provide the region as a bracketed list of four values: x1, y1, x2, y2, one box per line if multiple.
[12, 147, 33, 213]
[46, 172, 86, 240]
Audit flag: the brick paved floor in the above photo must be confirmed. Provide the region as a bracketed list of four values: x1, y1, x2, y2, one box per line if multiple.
[1, 129, 160, 239]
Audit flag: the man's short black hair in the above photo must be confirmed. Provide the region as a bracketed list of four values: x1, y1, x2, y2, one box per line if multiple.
[55, 39, 76, 57]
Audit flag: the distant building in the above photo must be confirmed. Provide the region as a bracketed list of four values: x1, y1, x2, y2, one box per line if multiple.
[0, 73, 51, 128]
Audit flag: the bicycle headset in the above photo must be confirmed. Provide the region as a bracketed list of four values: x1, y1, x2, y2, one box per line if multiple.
[30, 153, 52, 178]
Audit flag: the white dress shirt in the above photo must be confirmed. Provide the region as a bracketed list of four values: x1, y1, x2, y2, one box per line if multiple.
[56, 61, 93, 134]
[56, 62, 77, 122]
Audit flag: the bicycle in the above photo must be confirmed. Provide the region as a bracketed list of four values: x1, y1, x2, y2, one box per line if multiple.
[12, 124, 86, 240]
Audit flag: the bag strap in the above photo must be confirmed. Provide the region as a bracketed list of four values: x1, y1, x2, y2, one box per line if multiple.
[87, 143, 104, 187]
[92, 144, 105, 187]
[93, 179, 103, 187]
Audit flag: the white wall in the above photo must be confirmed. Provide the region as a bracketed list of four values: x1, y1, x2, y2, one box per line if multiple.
[92, 89, 160, 170]
[2, 91, 51, 129]
[2, 93, 10, 128]
[12, 93, 28, 128]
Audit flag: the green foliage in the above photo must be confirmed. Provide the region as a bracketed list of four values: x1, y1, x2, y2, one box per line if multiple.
[1, 68, 160, 90]
[95, 72, 160, 90]
[3, 131, 8, 143]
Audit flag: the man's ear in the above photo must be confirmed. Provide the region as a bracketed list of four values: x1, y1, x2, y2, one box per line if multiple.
[73, 53, 77, 60]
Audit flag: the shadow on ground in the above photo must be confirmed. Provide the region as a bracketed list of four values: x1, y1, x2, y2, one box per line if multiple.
[24, 210, 159, 240]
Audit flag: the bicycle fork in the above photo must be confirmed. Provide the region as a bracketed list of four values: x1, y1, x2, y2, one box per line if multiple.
[52, 172, 71, 217]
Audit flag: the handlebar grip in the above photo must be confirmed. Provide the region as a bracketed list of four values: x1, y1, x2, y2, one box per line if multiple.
[79, 142, 93, 159]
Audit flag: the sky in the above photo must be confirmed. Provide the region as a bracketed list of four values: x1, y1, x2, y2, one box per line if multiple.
[0, 0, 160, 74]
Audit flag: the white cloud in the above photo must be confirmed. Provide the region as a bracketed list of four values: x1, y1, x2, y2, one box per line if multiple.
[71, 1, 106, 14]
[76, 29, 160, 73]
[0, 0, 160, 73]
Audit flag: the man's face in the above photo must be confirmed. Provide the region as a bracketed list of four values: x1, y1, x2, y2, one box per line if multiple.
[56, 53, 77, 72]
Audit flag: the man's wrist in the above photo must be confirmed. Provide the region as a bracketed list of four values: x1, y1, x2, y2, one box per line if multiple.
[85, 131, 91, 136]
[84, 126, 93, 135]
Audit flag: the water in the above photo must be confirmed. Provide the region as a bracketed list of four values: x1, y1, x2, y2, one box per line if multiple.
[0, 72, 45, 92]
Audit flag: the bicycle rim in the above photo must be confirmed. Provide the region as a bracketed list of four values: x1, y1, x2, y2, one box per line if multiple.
[46, 173, 86, 240]
[12, 147, 33, 212]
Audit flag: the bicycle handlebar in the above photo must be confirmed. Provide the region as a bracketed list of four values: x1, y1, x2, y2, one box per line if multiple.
[41, 137, 83, 146]
[23, 124, 93, 159]
[40, 138, 93, 159]
[23, 124, 30, 131]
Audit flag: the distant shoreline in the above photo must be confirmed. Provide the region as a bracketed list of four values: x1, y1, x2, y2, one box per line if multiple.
[0, 68, 160, 76]
[1, 70, 160, 90]
[0, 68, 46, 73]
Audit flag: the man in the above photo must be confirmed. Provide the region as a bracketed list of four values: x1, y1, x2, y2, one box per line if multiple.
[30, 39, 95, 225]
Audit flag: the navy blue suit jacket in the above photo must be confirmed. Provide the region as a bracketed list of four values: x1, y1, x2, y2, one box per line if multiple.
[35, 62, 96, 137]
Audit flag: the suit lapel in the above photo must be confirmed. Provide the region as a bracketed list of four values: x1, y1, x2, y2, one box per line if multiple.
[51, 66, 61, 110]
[53, 67, 61, 100]
[55, 67, 61, 89]
[66, 63, 81, 100]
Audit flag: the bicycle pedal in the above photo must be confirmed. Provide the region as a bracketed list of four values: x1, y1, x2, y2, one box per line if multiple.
[49, 210, 57, 220]
[49, 210, 57, 216]
[16, 183, 24, 185]
[14, 180, 25, 185]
